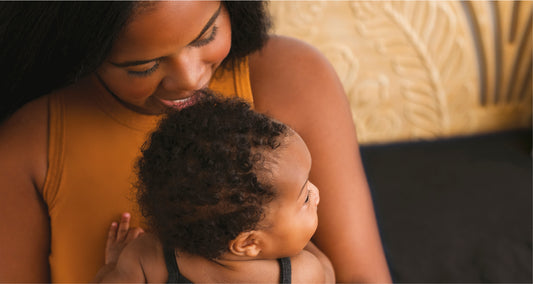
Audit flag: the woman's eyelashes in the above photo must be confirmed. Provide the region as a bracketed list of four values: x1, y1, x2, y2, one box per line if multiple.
[190, 25, 218, 48]
[126, 25, 219, 77]
[127, 60, 161, 77]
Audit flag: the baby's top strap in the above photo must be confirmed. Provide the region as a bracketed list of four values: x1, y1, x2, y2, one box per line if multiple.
[163, 247, 192, 284]
[163, 247, 291, 283]
[278, 257, 292, 284]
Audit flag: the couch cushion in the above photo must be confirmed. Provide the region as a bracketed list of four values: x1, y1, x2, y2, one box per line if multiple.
[361, 129, 532, 282]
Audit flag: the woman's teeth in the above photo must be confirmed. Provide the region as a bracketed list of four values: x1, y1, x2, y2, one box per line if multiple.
[170, 97, 192, 103]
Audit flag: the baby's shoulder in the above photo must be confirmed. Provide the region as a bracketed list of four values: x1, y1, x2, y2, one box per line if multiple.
[126, 233, 169, 282]
[231, 253, 325, 283]
[129, 232, 165, 261]
[131, 232, 161, 250]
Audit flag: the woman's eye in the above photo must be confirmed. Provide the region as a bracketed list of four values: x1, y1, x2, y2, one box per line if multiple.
[127, 61, 160, 77]
[190, 25, 218, 48]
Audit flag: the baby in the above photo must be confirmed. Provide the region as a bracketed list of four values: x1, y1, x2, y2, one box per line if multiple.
[94, 92, 334, 283]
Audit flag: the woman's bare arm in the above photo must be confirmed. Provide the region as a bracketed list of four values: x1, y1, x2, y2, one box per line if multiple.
[250, 35, 392, 283]
[0, 96, 51, 282]
[290, 249, 332, 284]
[303, 241, 335, 283]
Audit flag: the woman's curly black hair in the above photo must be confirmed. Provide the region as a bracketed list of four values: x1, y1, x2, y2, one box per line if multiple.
[136, 91, 290, 260]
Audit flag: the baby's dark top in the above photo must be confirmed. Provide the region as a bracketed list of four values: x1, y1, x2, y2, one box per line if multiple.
[163, 247, 292, 283]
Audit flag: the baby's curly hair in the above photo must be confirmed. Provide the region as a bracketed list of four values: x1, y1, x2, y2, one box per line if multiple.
[136, 91, 291, 259]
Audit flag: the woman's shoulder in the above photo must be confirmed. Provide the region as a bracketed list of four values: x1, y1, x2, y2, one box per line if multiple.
[249, 35, 335, 85]
[249, 35, 329, 70]
[290, 250, 330, 283]
[248, 35, 345, 132]
[0, 94, 49, 192]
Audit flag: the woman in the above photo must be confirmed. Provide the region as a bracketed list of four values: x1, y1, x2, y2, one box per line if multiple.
[0, 1, 391, 282]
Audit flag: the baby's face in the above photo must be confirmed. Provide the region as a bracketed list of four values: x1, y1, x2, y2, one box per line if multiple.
[258, 131, 320, 258]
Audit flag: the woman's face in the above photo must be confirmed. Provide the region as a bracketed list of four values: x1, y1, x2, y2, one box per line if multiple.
[96, 1, 232, 114]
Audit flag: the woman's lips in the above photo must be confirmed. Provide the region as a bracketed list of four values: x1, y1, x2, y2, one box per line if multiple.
[156, 92, 202, 110]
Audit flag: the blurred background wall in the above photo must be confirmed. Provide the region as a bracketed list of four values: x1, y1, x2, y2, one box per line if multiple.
[269, 1, 532, 144]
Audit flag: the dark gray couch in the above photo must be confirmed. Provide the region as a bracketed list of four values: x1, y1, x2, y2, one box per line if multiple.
[361, 129, 532, 283]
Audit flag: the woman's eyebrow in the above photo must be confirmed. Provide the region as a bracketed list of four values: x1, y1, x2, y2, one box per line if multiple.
[189, 3, 222, 45]
[110, 3, 223, 68]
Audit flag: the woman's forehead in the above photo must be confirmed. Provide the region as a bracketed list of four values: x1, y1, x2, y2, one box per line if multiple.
[111, 1, 221, 61]
[131, 1, 159, 16]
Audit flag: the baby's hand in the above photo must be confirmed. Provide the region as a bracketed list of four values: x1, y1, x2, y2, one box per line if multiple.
[105, 212, 144, 265]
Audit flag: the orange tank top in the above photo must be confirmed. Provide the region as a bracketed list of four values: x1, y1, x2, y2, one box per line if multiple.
[42, 58, 253, 282]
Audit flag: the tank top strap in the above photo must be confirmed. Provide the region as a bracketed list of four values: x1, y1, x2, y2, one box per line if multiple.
[209, 56, 254, 104]
[42, 92, 65, 211]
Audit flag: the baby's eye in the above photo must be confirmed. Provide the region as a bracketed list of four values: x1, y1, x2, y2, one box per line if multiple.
[304, 189, 311, 203]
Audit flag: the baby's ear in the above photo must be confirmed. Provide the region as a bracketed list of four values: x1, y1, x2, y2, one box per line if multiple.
[228, 231, 263, 258]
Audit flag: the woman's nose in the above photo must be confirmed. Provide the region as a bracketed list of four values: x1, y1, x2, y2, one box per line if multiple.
[162, 52, 206, 91]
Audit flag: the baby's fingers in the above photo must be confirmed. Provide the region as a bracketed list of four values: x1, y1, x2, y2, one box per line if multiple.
[126, 227, 145, 242]
[106, 222, 118, 249]
[116, 212, 131, 241]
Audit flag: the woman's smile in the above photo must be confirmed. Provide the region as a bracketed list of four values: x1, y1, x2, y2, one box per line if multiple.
[155, 90, 205, 110]
[95, 1, 231, 114]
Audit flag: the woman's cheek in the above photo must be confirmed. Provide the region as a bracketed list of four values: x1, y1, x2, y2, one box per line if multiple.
[210, 13, 232, 64]
[96, 66, 157, 102]
[217, 27, 232, 60]
[124, 77, 161, 100]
